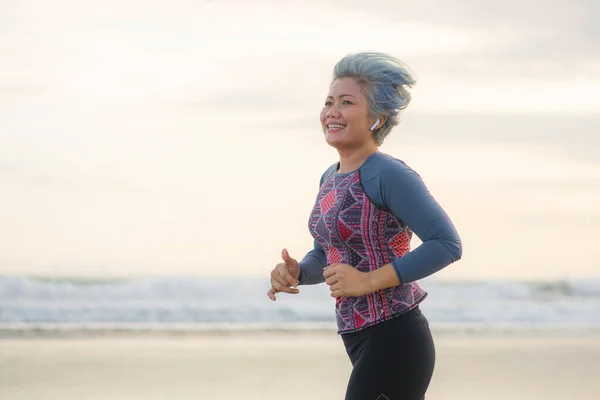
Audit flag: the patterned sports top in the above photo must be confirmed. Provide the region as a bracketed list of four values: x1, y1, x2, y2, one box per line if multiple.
[298, 151, 462, 334]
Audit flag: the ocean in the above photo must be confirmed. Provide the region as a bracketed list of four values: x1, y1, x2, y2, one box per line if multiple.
[1, 275, 599, 337]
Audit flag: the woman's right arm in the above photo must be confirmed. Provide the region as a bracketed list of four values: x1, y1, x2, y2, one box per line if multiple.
[298, 240, 327, 285]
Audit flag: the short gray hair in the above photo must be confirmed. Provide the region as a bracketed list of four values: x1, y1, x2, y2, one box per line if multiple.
[332, 52, 417, 145]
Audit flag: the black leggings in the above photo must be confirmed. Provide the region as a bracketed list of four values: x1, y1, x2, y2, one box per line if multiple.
[341, 307, 436, 400]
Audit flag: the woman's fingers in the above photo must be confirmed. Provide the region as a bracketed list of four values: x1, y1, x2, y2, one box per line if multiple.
[272, 281, 300, 294]
[325, 275, 338, 286]
[270, 271, 299, 294]
[272, 272, 289, 289]
[277, 264, 299, 287]
[267, 283, 299, 301]
[267, 257, 301, 302]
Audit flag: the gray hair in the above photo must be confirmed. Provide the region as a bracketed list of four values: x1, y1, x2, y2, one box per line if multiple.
[332, 52, 417, 145]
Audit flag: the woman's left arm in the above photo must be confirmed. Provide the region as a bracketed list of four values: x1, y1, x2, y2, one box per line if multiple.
[365, 160, 462, 291]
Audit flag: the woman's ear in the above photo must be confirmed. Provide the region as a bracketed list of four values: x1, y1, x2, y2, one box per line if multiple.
[370, 116, 387, 131]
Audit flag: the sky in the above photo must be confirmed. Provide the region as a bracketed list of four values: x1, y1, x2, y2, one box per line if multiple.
[0, 0, 599, 280]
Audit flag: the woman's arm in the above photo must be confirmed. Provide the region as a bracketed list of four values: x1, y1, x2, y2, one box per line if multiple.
[298, 240, 328, 285]
[364, 156, 462, 287]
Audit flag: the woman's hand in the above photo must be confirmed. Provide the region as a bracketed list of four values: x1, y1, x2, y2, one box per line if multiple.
[267, 249, 300, 301]
[323, 264, 373, 298]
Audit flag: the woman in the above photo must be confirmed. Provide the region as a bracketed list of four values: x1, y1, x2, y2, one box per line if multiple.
[267, 52, 462, 400]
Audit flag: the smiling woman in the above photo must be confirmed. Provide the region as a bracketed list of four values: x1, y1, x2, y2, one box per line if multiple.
[267, 52, 463, 400]
[322, 52, 416, 149]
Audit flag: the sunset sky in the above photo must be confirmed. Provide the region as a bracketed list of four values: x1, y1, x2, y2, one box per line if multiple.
[1, 0, 599, 280]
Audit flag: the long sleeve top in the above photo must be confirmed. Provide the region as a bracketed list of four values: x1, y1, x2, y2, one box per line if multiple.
[298, 151, 462, 334]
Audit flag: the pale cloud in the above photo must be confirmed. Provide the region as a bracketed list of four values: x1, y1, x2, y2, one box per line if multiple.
[2, 0, 598, 115]
[330, 0, 594, 38]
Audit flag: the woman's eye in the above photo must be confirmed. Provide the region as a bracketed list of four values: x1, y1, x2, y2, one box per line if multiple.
[324, 100, 351, 106]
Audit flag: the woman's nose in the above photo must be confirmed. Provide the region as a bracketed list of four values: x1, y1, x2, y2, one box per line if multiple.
[326, 105, 340, 118]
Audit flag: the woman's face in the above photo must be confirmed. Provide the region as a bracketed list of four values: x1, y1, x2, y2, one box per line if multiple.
[320, 77, 378, 149]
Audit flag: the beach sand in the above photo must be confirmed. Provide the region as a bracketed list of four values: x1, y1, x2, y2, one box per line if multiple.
[1, 332, 600, 400]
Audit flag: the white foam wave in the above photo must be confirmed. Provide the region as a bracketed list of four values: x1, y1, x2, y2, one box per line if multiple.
[1, 275, 599, 329]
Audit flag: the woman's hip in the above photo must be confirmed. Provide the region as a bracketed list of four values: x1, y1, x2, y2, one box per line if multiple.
[341, 307, 434, 365]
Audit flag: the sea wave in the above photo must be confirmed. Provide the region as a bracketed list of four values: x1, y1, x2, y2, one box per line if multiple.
[1, 275, 599, 330]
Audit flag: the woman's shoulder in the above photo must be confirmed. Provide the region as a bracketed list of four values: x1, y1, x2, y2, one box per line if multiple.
[319, 162, 338, 185]
[362, 151, 420, 180]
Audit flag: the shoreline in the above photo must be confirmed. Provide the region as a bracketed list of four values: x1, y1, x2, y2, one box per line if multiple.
[2, 323, 600, 339]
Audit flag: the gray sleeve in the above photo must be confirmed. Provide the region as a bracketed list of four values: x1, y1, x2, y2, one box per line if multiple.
[297, 164, 337, 286]
[363, 156, 462, 283]
[298, 239, 327, 285]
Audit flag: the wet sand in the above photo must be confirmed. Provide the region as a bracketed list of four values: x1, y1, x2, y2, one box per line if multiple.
[1, 333, 600, 399]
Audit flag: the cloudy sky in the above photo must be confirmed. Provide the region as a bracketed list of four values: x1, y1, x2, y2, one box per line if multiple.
[1, 0, 599, 280]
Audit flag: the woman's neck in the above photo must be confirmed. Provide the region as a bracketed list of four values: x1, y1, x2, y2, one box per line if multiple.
[337, 144, 379, 173]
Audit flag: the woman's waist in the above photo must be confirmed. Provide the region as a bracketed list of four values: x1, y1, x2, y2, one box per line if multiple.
[335, 282, 426, 309]
[335, 293, 428, 335]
